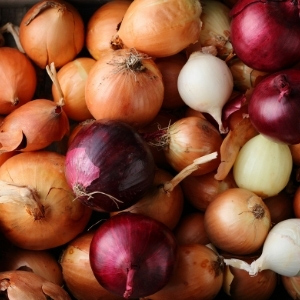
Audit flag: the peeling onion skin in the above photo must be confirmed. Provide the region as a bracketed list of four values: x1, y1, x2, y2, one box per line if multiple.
[65, 119, 156, 212]
[89, 212, 177, 299]
[230, 0, 300, 72]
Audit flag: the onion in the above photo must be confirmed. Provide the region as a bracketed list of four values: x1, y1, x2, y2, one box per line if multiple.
[85, 48, 164, 128]
[114, 0, 202, 57]
[174, 212, 210, 245]
[204, 187, 271, 255]
[223, 259, 277, 300]
[142, 116, 222, 176]
[60, 230, 124, 300]
[51, 57, 95, 122]
[0, 47, 36, 115]
[290, 143, 300, 166]
[19, 0, 84, 69]
[155, 53, 187, 109]
[233, 134, 293, 198]
[224, 218, 300, 277]
[177, 51, 234, 133]
[0, 270, 71, 299]
[229, 0, 300, 72]
[0, 242, 63, 286]
[293, 186, 300, 218]
[0, 151, 92, 250]
[141, 244, 224, 300]
[86, 0, 132, 60]
[248, 69, 300, 145]
[282, 275, 300, 299]
[89, 212, 177, 299]
[65, 119, 155, 212]
[181, 170, 237, 211]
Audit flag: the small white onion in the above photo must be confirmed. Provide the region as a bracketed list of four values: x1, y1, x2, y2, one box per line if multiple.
[177, 51, 233, 133]
[233, 134, 293, 198]
[224, 218, 300, 277]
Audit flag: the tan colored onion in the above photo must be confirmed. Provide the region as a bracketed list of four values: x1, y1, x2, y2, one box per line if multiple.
[0, 47, 36, 115]
[19, 0, 84, 68]
[0, 151, 92, 250]
[60, 231, 124, 300]
[282, 275, 300, 299]
[0, 270, 71, 299]
[290, 142, 300, 166]
[86, 0, 132, 60]
[52, 57, 95, 121]
[85, 48, 164, 128]
[114, 0, 202, 57]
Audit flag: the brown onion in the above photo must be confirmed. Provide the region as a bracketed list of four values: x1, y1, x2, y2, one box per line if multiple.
[86, 0, 132, 60]
[282, 275, 300, 299]
[85, 48, 164, 128]
[0, 47, 37, 115]
[0, 242, 63, 286]
[0, 151, 92, 250]
[19, 0, 84, 69]
[142, 244, 224, 300]
[293, 186, 300, 218]
[174, 212, 210, 245]
[290, 143, 300, 166]
[114, 0, 202, 57]
[0, 270, 71, 299]
[60, 231, 124, 300]
[181, 171, 237, 211]
[52, 57, 95, 121]
[204, 188, 271, 255]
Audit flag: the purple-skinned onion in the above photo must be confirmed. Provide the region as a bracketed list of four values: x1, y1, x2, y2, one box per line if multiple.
[89, 212, 177, 299]
[65, 119, 155, 212]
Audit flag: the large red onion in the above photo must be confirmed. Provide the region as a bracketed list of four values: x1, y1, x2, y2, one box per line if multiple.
[248, 69, 300, 144]
[65, 119, 155, 212]
[89, 212, 177, 299]
[230, 0, 300, 72]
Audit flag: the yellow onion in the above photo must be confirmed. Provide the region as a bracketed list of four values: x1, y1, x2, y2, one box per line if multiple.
[19, 0, 84, 68]
[114, 0, 202, 57]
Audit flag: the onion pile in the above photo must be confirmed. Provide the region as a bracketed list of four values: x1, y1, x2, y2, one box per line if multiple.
[1, 0, 300, 299]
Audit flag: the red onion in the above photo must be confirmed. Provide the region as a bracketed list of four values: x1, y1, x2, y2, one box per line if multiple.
[248, 69, 300, 144]
[65, 119, 155, 212]
[89, 212, 177, 299]
[230, 0, 300, 72]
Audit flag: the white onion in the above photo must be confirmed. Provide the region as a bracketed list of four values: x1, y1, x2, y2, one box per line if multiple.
[224, 218, 300, 277]
[177, 51, 233, 133]
[233, 134, 293, 198]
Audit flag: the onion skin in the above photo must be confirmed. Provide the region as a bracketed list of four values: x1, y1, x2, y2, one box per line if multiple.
[89, 212, 177, 299]
[282, 275, 300, 299]
[230, 0, 300, 72]
[65, 119, 155, 212]
[293, 186, 300, 218]
[19, 0, 84, 69]
[0, 151, 92, 250]
[142, 244, 224, 300]
[60, 231, 124, 300]
[290, 143, 300, 166]
[204, 188, 271, 255]
[248, 69, 300, 145]
[0, 47, 37, 115]
[116, 0, 202, 57]
[0, 270, 71, 299]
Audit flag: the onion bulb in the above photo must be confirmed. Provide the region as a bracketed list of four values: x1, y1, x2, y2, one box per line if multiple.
[233, 134, 293, 198]
[177, 51, 234, 133]
[224, 218, 300, 277]
[19, 0, 84, 68]
[282, 275, 300, 299]
[204, 187, 271, 255]
[114, 0, 202, 57]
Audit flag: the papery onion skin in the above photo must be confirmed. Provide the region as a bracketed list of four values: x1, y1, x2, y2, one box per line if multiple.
[89, 212, 177, 299]
[204, 188, 271, 255]
[0, 47, 37, 115]
[0, 151, 92, 250]
[65, 119, 155, 212]
[60, 231, 124, 300]
[142, 244, 224, 300]
[248, 69, 300, 145]
[19, 0, 85, 69]
[230, 0, 300, 72]
[85, 48, 164, 128]
[116, 0, 202, 57]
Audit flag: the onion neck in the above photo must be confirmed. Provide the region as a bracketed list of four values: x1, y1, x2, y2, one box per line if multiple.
[124, 264, 139, 299]
[274, 74, 291, 101]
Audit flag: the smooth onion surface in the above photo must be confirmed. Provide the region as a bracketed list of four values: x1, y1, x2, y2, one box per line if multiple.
[90, 212, 177, 299]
